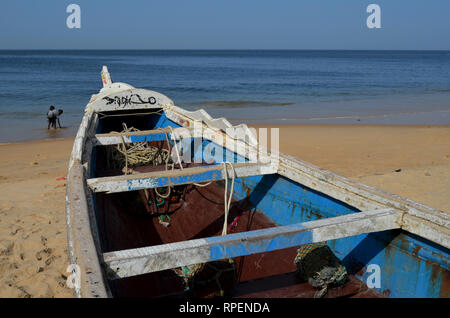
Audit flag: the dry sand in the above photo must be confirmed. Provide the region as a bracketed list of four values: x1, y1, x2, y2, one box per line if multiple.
[0, 124, 449, 297]
[0, 138, 74, 297]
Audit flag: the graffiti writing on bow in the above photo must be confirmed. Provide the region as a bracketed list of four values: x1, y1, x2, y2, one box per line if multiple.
[102, 94, 157, 107]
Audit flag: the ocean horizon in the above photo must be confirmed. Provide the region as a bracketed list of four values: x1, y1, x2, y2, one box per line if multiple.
[1, 49, 450, 143]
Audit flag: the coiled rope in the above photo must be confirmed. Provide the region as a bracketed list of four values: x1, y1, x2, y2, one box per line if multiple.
[108, 123, 170, 174]
[294, 242, 348, 298]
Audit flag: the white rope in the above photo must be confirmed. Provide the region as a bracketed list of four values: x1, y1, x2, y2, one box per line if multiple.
[167, 125, 235, 235]
[155, 185, 171, 199]
[129, 125, 234, 226]
[154, 128, 173, 198]
[221, 162, 235, 236]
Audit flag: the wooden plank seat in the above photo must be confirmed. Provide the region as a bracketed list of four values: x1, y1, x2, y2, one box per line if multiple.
[87, 162, 277, 194]
[102, 208, 401, 279]
[93, 127, 196, 146]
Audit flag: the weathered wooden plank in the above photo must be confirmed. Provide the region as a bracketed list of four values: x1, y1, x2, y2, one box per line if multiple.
[66, 111, 109, 298]
[277, 154, 450, 248]
[279, 154, 450, 226]
[86, 162, 277, 193]
[103, 208, 401, 279]
[93, 127, 196, 146]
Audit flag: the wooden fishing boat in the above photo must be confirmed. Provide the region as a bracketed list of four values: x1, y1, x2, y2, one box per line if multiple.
[66, 66, 449, 298]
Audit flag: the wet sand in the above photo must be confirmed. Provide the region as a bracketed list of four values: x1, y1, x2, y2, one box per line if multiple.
[0, 124, 449, 297]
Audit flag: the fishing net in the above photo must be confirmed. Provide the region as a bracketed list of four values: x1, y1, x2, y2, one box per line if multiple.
[294, 242, 348, 298]
[105, 123, 171, 173]
[173, 259, 237, 297]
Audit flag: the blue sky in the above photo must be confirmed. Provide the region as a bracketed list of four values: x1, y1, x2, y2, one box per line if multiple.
[1, 0, 449, 50]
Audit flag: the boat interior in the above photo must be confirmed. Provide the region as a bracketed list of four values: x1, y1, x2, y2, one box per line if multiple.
[86, 108, 449, 298]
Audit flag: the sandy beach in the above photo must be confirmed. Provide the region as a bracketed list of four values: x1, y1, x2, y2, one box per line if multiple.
[0, 124, 449, 297]
[0, 138, 74, 297]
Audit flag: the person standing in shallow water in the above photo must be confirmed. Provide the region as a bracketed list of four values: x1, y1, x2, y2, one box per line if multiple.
[47, 105, 57, 129]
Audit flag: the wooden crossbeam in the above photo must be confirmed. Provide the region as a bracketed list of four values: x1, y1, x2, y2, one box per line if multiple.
[86, 162, 277, 194]
[102, 208, 401, 279]
[93, 127, 196, 146]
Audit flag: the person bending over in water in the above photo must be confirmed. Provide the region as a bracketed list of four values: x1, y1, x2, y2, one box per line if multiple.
[46, 106, 64, 129]
[47, 105, 57, 129]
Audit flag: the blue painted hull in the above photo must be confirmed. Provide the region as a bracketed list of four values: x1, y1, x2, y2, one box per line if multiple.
[232, 174, 449, 298]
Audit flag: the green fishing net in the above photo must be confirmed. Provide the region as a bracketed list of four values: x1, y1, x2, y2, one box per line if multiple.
[294, 242, 348, 298]
[173, 259, 237, 297]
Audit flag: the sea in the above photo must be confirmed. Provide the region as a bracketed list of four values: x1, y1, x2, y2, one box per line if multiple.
[1, 50, 450, 143]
